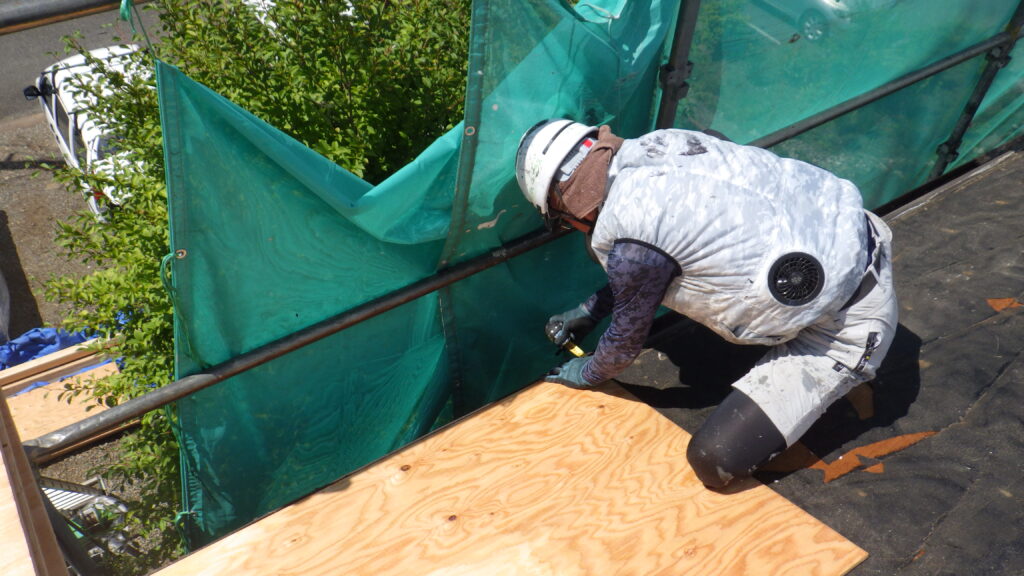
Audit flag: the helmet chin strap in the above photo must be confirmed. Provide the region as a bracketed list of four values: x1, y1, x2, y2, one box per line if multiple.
[546, 206, 597, 235]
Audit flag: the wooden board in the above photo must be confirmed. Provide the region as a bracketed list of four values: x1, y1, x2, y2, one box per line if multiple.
[0, 338, 112, 397]
[156, 382, 867, 576]
[6, 362, 118, 442]
[0, 392, 65, 576]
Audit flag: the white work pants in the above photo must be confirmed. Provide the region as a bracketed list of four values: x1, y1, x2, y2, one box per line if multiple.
[733, 212, 898, 445]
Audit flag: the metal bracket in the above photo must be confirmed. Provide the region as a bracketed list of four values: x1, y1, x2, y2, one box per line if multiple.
[986, 44, 1012, 68]
[933, 41, 1014, 169]
[659, 60, 693, 102]
[936, 141, 959, 165]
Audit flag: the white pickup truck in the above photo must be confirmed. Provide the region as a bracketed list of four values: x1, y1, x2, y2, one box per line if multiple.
[23, 45, 139, 220]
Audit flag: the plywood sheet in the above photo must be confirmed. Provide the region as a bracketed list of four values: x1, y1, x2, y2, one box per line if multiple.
[157, 382, 866, 575]
[6, 362, 118, 441]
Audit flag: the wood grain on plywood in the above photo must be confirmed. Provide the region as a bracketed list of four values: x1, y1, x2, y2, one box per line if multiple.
[156, 382, 867, 576]
[7, 362, 119, 441]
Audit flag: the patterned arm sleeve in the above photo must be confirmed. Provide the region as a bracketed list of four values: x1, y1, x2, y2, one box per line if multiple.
[584, 285, 614, 320]
[582, 240, 680, 384]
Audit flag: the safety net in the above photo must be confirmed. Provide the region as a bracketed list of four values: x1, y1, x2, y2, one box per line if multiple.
[159, 0, 1024, 546]
[667, 0, 1023, 208]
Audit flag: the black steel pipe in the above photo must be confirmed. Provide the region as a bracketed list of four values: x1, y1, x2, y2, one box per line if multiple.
[0, 0, 118, 30]
[928, 0, 1024, 180]
[750, 32, 1013, 149]
[655, 0, 702, 129]
[23, 228, 568, 462]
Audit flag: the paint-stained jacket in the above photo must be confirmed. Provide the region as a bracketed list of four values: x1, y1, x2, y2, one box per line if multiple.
[588, 129, 868, 346]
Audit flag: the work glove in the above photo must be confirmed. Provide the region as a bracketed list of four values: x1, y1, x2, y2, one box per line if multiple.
[546, 356, 599, 389]
[545, 304, 597, 347]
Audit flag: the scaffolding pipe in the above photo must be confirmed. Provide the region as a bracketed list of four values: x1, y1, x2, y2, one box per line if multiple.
[23, 228, 567, 463]
[0, 0, 118, 32]
[655, 0, 702, 129]
[750, 32, 1013, 149]
[928, 0, 1024, 180]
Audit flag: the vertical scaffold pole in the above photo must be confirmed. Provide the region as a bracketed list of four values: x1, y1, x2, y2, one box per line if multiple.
[929, 0, 1024, 180]
[655, 0, 702, 129]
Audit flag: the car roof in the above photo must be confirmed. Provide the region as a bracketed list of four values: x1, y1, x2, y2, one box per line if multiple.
[46, 44, 141, 144]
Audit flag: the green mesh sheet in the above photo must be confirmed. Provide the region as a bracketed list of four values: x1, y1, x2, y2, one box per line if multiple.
[435, 0, 679, 412]
[766, 55, 988, 209]
[671, 0, 1021, 208]
[159, 63, 456, 545]
[956, 39, 1024, 168]
[162, 0, 677, 546]
[161, 0, 1024, 548]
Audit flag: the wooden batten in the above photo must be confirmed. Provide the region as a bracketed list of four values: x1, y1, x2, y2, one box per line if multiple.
[156, 382, 867, 575]
[0, 338, 113, 397]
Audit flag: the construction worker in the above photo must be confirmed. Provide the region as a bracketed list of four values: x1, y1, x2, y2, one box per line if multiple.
[514, 119, 898, 489]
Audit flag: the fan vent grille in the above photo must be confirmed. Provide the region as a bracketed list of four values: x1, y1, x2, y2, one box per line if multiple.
[768, 253, 824, 306]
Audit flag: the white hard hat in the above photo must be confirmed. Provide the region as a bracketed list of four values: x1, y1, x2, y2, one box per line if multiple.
[515, 119, 597, 214]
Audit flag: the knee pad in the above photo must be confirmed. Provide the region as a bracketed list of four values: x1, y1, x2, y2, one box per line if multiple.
[686, 432, 737, 489]
[686, 390, 787, 490]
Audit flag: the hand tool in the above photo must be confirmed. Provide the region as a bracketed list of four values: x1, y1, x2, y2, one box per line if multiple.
[545, 321, 586, 358]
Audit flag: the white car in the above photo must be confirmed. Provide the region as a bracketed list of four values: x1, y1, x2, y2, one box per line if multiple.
[23, 45, 140, 219]
[752, 0, 901, 42]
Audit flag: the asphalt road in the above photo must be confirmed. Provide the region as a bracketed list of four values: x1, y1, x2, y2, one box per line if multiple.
[0, 7, 159, 123]
[0, 7, 158, 338]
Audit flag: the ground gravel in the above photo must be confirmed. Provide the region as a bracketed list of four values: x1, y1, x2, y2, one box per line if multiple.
[0, 112, 95, 334]
[1, 112, 150, 566]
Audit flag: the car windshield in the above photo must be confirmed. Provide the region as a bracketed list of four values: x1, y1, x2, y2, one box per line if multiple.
[96, 135, 121, 160]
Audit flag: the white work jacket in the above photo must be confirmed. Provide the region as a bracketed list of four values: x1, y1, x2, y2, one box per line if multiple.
[589, 129, 868, 345]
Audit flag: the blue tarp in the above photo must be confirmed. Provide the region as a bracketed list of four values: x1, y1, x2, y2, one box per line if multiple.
[0, 327, 92, 371]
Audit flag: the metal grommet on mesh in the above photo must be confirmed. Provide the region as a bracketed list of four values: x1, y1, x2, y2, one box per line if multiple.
[768, 252, 824, 306]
